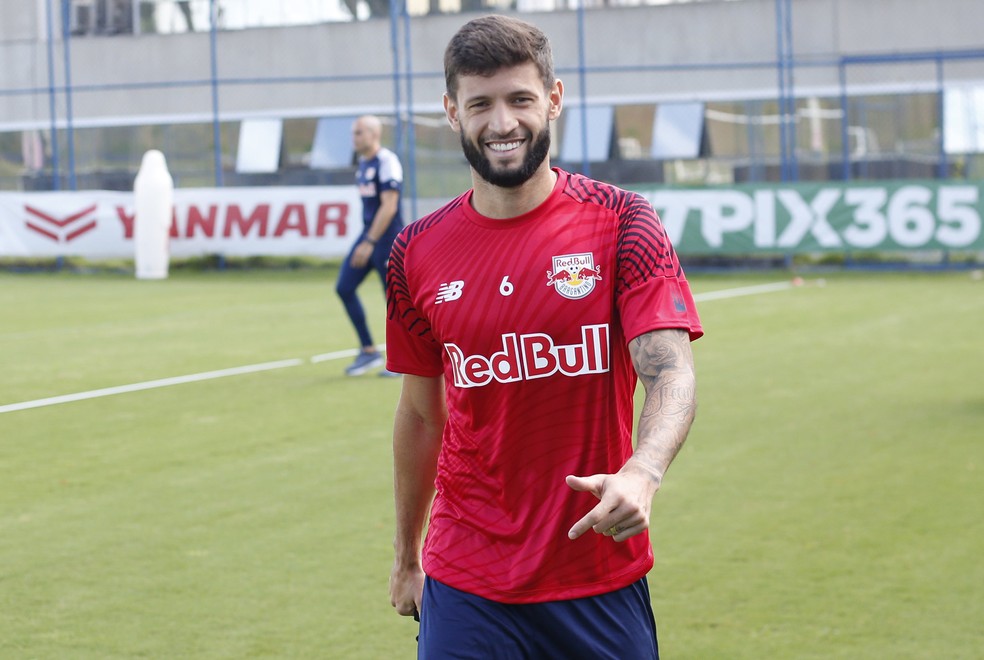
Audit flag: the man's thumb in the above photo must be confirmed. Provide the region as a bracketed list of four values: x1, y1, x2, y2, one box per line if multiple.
[565, 474, 603, 498]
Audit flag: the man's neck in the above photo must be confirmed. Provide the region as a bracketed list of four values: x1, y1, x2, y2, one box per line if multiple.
[469, 165, 558, 220]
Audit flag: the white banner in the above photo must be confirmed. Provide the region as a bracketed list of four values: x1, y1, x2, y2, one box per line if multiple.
[0, 186, 363, 259]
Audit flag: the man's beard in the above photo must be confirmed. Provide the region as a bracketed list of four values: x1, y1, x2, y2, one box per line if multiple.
[460, 125, 551, 189]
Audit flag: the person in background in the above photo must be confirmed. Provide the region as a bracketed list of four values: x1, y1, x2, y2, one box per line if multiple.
[337, 115, 403, 377]
[385, 14, 702, 659]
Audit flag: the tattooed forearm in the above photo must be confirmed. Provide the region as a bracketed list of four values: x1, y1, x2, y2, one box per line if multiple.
[626, 329, 697, 486]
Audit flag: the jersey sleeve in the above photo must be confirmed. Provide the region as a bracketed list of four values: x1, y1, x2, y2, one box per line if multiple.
[615, 192, 703, 342]
[377, 149, 403, 193]
[385, 226, 444, 376]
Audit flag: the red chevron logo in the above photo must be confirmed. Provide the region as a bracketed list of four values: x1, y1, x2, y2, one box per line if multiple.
[24, 204, 99, 243]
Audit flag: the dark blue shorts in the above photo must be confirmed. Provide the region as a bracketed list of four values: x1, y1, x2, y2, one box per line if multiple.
[417, 576, 659, 659]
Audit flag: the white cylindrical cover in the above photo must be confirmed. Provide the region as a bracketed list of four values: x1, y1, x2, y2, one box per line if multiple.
[133, 150, 174, 279]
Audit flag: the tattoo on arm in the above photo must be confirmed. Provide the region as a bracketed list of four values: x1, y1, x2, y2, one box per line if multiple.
[628, 329, 698, 485]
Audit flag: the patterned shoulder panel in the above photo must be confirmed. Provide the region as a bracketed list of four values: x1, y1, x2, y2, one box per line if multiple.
[563, 170, 626, 211]
[385, 194, 467, 342]
[563, 172, 683, 294]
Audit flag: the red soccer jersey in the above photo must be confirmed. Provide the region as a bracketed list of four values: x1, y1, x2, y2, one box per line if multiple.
[386, 169, 702, 604]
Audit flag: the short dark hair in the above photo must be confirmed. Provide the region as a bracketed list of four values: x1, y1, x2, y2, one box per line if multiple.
[444, 15, 555, 100]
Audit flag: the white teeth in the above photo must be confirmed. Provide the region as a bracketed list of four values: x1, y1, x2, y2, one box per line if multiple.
[488, 141, 522, 152]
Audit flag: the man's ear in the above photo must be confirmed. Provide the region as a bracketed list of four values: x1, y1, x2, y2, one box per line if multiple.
[444, 93, 460, 132]
[548, 79, 564, 121]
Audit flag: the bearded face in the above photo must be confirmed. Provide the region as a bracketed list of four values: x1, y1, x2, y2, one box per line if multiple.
[459, 119, 552, 189]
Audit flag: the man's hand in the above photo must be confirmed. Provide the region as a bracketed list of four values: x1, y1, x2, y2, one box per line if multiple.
[565, 469, 660, 542]
[350, 240, 374, 268]
[389, 560, 425, 617]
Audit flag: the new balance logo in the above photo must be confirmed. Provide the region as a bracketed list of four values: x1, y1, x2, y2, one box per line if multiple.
[435, 280, 464, 304]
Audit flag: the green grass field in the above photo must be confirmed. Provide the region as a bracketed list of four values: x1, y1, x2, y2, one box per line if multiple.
[1, 267, 982, 659]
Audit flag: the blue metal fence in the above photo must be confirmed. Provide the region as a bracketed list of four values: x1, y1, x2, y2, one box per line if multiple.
[3, 0, 983, 195]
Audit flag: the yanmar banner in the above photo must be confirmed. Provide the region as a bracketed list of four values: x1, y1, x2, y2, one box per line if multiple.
[633, 180, 984, 254]
[0, 186, 361, 259]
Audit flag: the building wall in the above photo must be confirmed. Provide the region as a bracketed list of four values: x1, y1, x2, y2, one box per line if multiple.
[2, 0, 983, 130]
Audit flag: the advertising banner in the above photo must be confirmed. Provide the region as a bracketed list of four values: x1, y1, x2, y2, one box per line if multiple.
[3, 181, 981, 259]
[0, 186, 362, 259]
[633, 180, 983, 254]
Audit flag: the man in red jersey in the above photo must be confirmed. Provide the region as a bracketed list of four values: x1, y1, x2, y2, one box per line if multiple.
[386, 14, 702, 659]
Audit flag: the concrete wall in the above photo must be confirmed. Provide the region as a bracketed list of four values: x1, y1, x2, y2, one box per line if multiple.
[2, 0, 982, 129]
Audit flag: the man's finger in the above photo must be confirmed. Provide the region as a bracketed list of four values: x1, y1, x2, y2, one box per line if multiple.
[568, 500, 609, 540]
[567, 513, 594, 540]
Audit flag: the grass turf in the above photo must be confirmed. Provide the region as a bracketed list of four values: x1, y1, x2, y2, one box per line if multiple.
[1, 268, 982, 658]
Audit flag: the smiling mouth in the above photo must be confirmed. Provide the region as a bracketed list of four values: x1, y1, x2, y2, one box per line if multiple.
[486, 140, 524, 154]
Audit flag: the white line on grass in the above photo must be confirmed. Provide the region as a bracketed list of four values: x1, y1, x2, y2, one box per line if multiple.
[309, 343, 386, 364]
[0, 359, 303, 414]
[1, 282, 794, 414]
[693, 280, 792, 302]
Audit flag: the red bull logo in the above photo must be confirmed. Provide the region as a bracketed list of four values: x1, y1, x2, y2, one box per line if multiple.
[546, 253, 602, 300]
[545, 268, 572, 284]
[445, 324, 610, 388]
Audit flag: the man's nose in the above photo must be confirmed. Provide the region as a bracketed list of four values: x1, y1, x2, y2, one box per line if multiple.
[488, 102, 519, 136]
